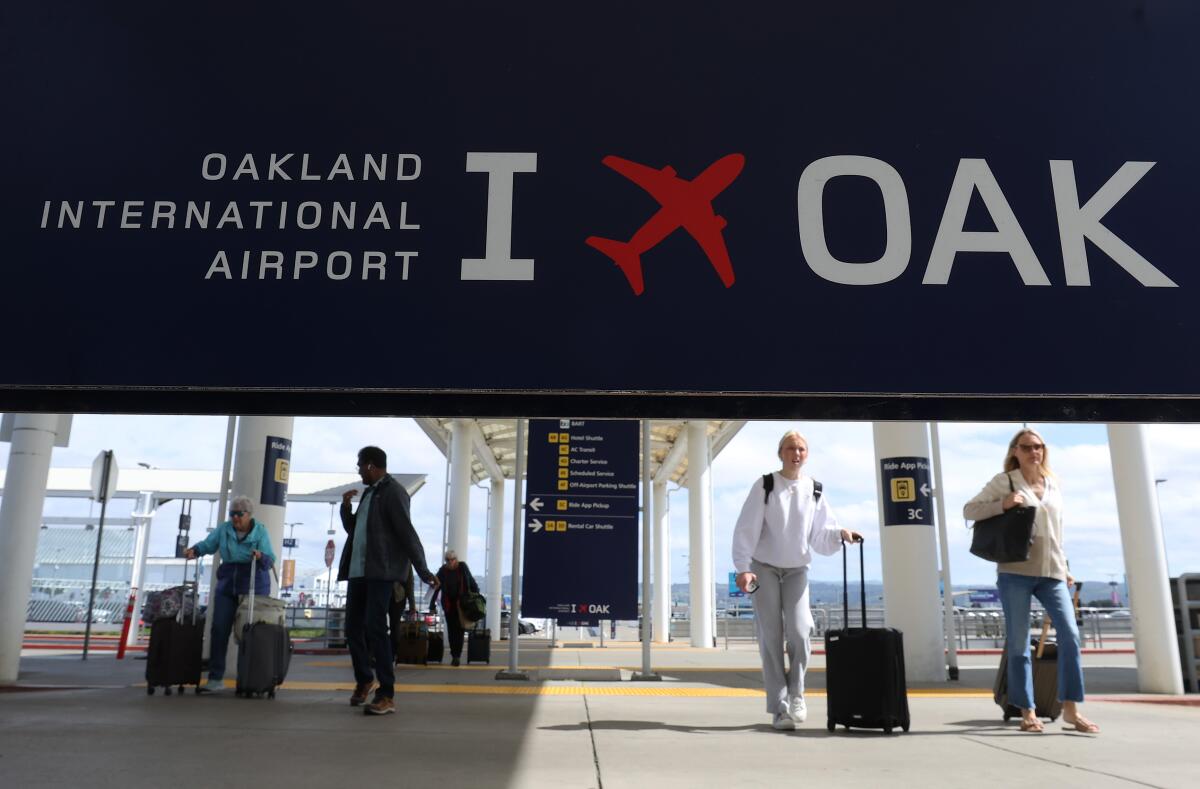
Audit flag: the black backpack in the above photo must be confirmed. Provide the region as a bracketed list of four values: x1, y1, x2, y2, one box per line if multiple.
[762, 473, 822, 504]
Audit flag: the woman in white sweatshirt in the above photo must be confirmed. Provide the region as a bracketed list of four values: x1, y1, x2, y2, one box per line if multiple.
[732, 430, 862, 731]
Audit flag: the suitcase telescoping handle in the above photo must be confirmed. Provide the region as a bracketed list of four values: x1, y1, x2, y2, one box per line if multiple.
[246, 552, 278, 625]
[191, 555, 200, 626]
[841, 538, 867, 628]
[176, 555, 202, 626]
[248, 552, 256, 624]
[1034, 617, 1051, 659]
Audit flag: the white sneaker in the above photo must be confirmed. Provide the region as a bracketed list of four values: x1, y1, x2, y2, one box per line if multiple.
[772, 711, 796, 731]
[788, 696, 808, 724]
[197, 679, 224, 695]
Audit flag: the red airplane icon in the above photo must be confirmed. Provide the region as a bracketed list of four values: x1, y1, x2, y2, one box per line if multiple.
[586, 153, 745, 295]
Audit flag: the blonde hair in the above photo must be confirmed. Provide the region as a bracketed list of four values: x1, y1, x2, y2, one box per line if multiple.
[1003, 428, 1055, 477]
[777, 430, 809, 456]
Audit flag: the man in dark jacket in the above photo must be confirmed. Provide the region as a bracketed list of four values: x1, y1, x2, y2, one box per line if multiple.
[340, 446, 437, 715]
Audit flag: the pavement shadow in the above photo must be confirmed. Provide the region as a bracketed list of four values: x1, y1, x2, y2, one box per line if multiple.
[540, 719, 832, 736]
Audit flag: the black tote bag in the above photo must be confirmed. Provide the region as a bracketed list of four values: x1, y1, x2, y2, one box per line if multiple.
[968, 474, 1037, 563]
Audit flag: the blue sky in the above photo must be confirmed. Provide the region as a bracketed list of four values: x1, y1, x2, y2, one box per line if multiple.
[2, 416, 1196, 597]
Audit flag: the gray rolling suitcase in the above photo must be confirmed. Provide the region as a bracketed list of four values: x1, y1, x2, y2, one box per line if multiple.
[235, 556, 292, 699]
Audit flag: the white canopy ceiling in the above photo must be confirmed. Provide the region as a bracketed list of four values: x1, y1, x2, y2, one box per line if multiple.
[414, 419, 745, 485]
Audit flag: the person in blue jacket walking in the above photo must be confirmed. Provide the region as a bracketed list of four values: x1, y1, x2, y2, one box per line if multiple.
[186, 494, 276, 693]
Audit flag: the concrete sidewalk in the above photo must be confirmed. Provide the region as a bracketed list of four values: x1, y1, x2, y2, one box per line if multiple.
[1, 639, 1195, 788]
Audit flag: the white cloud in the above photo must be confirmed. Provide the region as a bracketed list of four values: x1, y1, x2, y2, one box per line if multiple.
[3, 416, 1198, 601]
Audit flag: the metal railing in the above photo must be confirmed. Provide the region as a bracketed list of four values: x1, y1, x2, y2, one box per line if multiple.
[283, 606, 346, 648]
[672, 606, 1136, 651]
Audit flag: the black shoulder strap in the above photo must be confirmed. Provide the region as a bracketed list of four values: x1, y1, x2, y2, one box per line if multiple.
[764, 474, 822, 502]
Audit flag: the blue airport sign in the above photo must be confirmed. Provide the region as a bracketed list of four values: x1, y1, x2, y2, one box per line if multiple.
[4, 2, 1200, 407]
[521, 419, 639, 622]
[728, 572, 745, 599]
[260, 436, 292, 507]
[968, 589, 999, 605]
[879, 457, 934, 526]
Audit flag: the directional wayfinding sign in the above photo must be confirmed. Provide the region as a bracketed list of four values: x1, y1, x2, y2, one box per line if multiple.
[521, 419, 638, 624]
[879, 457, 934, 526]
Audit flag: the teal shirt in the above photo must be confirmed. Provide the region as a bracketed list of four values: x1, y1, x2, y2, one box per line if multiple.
[191, 519, 276, 567]
[349, 484, 376, 578]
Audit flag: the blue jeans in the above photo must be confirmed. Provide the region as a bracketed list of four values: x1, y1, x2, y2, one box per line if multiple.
[207, 585, 238, 681]
[346, 579, 395, 697]
[997, 572, 1085, 709]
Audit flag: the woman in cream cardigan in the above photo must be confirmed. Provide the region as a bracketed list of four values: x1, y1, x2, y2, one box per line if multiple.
[964, 428, 1099, 734]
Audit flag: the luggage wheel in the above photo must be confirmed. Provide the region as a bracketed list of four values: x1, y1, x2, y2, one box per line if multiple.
[884, 726, 893, 734]
[826, 720, 835, 732]
[268, 690, 275, 699]
[194, 686, 202, 695]
[177, 686, 185, 695]
[164, 687, 173, 696]
[147, 686, 155, 696]
[902, 722, 910, 733]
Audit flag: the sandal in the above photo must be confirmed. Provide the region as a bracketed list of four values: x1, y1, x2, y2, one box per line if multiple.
[1018, 718, 1044, 733]
[1063, 715, 1100, 734]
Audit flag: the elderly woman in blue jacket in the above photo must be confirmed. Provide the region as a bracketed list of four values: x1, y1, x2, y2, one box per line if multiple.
[186, 494, 276, 694]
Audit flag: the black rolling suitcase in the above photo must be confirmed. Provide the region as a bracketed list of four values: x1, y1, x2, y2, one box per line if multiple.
[467, 625, 491, 664]
[995, 619, 1062, 721]
[825, 539, 910, 734]
[235, 557, 292, 699]
[145, 558, 204, 696]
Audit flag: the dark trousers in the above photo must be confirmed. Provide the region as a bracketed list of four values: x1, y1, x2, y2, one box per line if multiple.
[207, 585, 238, 681]
[445, 604, 465, 658]
[347, 578, 395, 697]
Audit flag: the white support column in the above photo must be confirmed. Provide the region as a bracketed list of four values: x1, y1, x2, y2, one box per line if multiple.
[652, 480, 670, 643]
[126, 491, 156, 649]
[486, 478, 505, 635]
[0, 414, 63, 684]
[1106, 424, 1185, 694]
[447, 419, 473, 561]
[687, 421, 714, 648]
[230, 416, 294, 594]
[872, 422, 945, 682]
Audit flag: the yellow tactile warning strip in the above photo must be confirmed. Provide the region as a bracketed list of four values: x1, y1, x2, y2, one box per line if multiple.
[152, 678, 992, 698]
[302, 661, 816, 673]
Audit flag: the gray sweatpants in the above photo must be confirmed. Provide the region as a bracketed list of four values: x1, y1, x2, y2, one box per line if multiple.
[750, 559, 813, 714]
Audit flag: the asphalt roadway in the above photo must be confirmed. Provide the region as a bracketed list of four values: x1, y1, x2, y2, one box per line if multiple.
[1, 637, 1196, 789]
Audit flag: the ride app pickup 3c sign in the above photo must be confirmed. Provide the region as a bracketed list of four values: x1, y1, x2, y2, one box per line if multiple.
[521, 419, 638, 624]
[880, 456, 934, 526]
